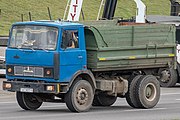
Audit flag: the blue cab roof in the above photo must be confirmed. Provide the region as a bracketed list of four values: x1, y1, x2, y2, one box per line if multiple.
[12, 20, 84, 28]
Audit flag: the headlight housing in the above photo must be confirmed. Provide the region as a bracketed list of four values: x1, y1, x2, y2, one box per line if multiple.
[6, 65, 14, 76]
[44, 68, 54, 78]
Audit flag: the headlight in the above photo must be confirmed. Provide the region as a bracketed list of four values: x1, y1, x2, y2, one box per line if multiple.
[46, 85, 55, 91]
[6, 65, 14, 75]
[3, 83, 12, 89]
[44, 68, 54, 78]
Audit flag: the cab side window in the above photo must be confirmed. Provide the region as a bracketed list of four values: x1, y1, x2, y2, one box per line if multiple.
[61, 30, 79, 49]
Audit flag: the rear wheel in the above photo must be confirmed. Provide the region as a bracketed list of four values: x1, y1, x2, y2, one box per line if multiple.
[158, 68, 178, 87]
[125, 75, 142, 108]
[93, 92, 117, 106]
[16, 92, 42, 110]
[65, 80, 94, 112]
[135, 75, 160, 108]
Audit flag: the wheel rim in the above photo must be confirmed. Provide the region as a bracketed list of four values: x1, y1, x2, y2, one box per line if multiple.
[71, 81, 94, 112]
[76, 88, 88, 105]
[144, 83, 157, 102]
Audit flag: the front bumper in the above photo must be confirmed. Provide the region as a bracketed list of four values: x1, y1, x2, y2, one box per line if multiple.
[3, 81, 68, 94]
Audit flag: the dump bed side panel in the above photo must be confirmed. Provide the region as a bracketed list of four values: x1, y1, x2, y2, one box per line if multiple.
[84, 21, 176, 71]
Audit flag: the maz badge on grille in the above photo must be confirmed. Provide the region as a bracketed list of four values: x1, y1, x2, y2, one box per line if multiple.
[23, 67, 34, 76]
[23, 67, 34, 73]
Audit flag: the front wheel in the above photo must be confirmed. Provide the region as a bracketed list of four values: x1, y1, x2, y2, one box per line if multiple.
[16, 92, 42, 110]
[65, 80, 94, 112]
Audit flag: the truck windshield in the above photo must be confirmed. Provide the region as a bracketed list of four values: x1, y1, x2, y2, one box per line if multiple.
[9, 25, 58, 50]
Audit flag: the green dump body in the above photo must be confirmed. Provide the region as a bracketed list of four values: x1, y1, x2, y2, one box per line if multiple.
[83, 21, 176, 71]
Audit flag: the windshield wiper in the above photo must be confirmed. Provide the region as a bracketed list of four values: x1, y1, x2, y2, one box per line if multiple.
[17, 45, 36, 51]
[16, 46, 23, 51]
[39, 48, 49, 52]
[30, 47, 36, 51]
[21, 40, 36, 47]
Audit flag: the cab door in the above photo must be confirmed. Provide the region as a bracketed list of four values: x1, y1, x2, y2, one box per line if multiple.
[59, 28, 85, 82]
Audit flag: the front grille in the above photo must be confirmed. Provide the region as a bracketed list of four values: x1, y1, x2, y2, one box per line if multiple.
[34, 67, 43, 77]
[14, 66, 23, 76]
[14, 66, 44, 77]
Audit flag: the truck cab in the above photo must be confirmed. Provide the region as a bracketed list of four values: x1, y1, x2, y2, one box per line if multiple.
[5, 21, 88, 85]
[4, 21, 96, 112]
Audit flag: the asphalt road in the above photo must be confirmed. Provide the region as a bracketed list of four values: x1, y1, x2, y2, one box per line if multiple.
[0, 78, 180, 120]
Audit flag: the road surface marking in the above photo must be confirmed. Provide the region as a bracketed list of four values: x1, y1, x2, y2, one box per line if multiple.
[0, 102, 16, 104]
[161, 93, 180, 95]
[124, 108, 166, 112]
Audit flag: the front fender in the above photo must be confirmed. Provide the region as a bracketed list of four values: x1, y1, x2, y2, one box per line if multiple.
[67, 70, 96, 91]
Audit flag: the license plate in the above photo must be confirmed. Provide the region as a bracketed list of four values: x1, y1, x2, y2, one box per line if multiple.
[20, 88, 34, 93]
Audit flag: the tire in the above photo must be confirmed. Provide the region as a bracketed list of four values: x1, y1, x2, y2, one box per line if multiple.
[65, 80, 94, 112]
[125, 75, 142, 108]
[16, 92, 42, 110]
[92, 94, 101, 106]
[93, 92, 117, 106]
[135, 75, 160, 109]
[158, 68, 178, 87]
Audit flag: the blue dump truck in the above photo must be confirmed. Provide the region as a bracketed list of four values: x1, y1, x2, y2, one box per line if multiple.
[3, 20, 177, 112]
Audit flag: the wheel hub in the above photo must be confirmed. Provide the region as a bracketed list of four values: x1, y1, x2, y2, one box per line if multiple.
[145, 83, 156, 101]
[160, 70, 170, 83]
[76, 88, 88, 105]
[146, 86, 152, 98]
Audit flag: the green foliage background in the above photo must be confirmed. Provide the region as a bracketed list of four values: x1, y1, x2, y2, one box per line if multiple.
[0, 0, 171, 35]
